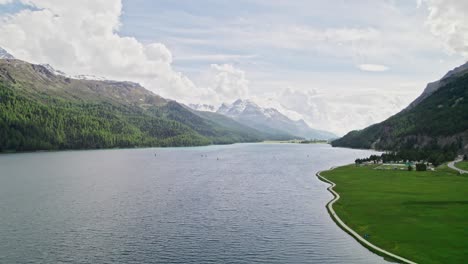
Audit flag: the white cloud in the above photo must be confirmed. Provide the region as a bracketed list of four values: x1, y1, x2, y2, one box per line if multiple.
[209, 64, 250, 102]
[1, 0, 465, 136]
[0, 0, 199, 101]
[358, 64, 389, 72]
[267, 87, 414, 135]
[422, 0, 468, 58]
[417, 0, 424, 8]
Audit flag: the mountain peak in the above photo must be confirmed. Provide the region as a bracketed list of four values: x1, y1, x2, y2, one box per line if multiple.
[0, 47, 15, 60]
[41, 63, 67, 76]
[216, 98, 336, 140]
[406, 61, 468, 110]
[233, 98, 244, 104]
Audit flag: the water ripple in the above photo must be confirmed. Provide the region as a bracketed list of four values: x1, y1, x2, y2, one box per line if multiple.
[0, 143, 387, 263]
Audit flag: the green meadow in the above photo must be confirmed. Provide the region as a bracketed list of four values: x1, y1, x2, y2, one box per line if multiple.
[455, 161, 468, 171]
[321, 164, 468, 264]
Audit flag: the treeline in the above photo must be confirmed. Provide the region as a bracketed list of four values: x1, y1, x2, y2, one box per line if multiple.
[0, 82, 251, 152]
[356, 144, 458, 167]
[380, 146, 458, 167]
[355, 155, 381, 164]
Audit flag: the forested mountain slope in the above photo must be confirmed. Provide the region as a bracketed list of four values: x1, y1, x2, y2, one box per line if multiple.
[332, 65, 468, 162]
[0, 59, 267, 151]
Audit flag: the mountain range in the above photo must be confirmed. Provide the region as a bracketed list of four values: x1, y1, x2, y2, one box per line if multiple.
[0, 48, 340, 152]
[0, 57, 274, 151]
[332, 61, 468, 162]
[215, 99, 336, 140]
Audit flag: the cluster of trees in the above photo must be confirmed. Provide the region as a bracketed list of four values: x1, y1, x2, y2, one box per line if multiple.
[355, 146, 458, 168]
[355, 155, 382, 164]
[0, 82, 257, 152]
[416, 163, 427, 171]
[380, 146, 458, 167]
[349, 137, 460, 168]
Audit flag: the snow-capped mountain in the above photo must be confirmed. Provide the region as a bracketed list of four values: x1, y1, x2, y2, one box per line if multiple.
[217, 99, 337, 140]
[40, 63, 108, 81]
[41, 64, 67, 76]
[188, 103, 217, 112]
[0, 47, 15, 59]
[72, 74, 109, 81]
[0, 46, 108, 81]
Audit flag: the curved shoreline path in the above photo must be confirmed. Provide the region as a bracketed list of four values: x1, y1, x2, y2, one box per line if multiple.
[316, 169, 417, 264]
[448, 156, 468, 174]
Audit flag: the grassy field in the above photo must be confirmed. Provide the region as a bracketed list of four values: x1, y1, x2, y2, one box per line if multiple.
[320, 164, 468, 264]
[455, 161, 468, 171]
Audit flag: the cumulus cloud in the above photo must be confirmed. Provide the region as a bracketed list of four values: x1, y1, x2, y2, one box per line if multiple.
[0, 0, 198, 101]
[358, 64, 389, 72]
[209, 64, 249, 102]
[270, 87, 412, 135]
[0, 0, 459, 136]
[422, 0, 468, 57]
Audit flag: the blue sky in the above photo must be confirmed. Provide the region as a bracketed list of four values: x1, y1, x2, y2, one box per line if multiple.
[0, 0, 467, 134]
[119, 0, 462, 76]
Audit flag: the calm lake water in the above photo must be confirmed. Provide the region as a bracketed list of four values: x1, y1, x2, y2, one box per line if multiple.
[0, 143, 387, 263]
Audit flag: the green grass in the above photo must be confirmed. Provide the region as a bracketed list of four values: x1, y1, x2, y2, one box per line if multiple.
[455, 161, 468, 171]
[321, 164, 468, 264]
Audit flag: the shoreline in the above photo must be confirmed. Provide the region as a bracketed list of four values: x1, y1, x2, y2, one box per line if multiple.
[316, 168, 417, 264]
[0, 141, 309, 156]
[0, 141, 261, 155]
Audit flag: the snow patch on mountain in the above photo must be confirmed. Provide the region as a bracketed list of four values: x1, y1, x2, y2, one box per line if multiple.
[40, 63, 109, 81]
[216, 99, 337, 140]
[188, 103, 217, 112]
[0, 47, 15, 59]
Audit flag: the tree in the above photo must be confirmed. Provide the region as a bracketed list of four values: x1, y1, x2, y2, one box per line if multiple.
[416, 163, 427, 171]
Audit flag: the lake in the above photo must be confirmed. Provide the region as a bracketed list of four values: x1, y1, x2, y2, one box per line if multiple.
[0, 143, 387, 263]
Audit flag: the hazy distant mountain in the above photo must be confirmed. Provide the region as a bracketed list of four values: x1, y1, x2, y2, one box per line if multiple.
[332, 62, 468, 159]
[0, 47, 15, 59]
[217, 99, 337, 140]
